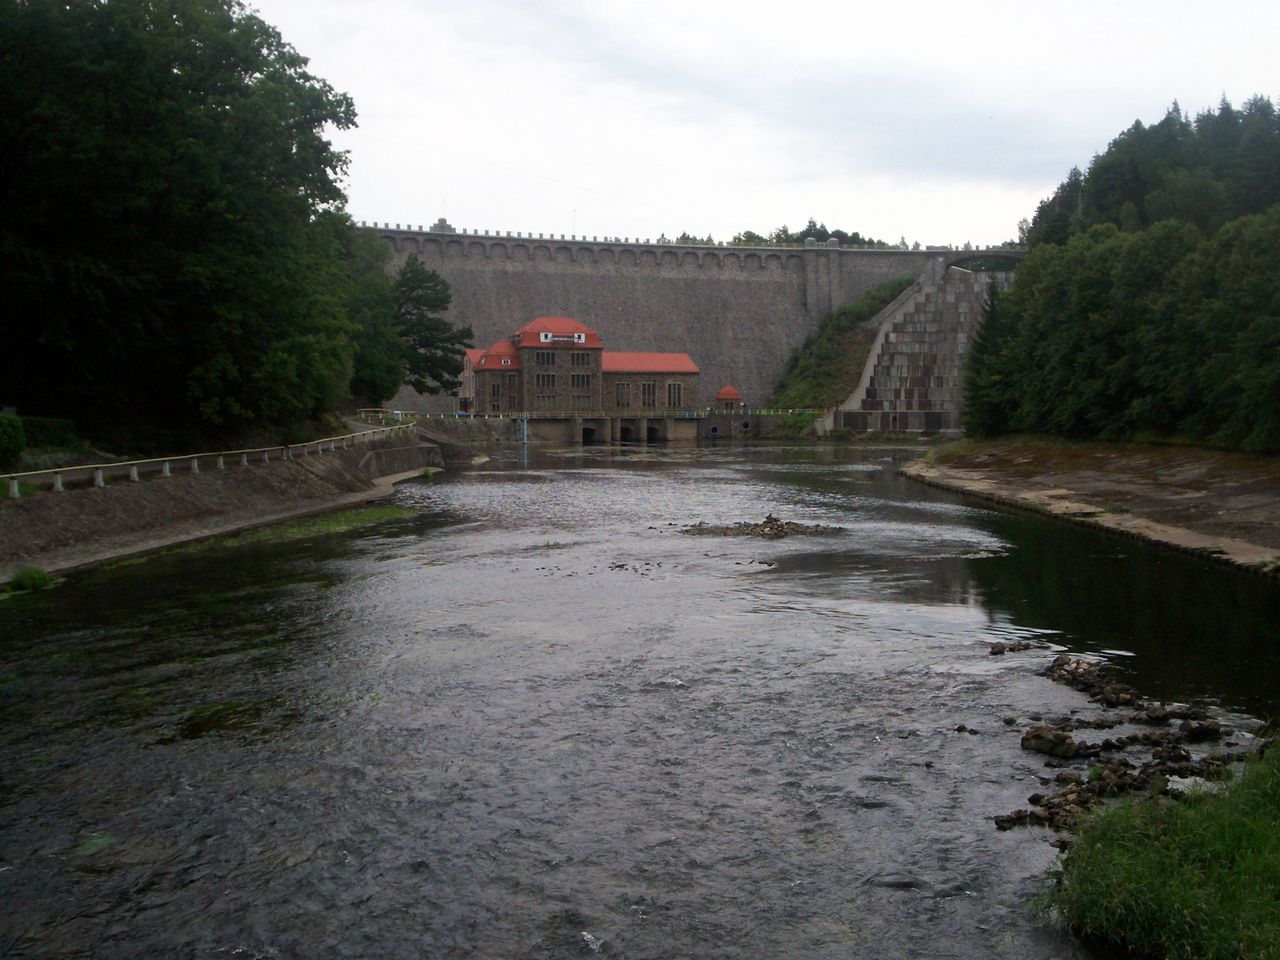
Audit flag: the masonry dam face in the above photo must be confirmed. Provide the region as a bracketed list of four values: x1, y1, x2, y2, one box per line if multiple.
[377, 227, 937, 409]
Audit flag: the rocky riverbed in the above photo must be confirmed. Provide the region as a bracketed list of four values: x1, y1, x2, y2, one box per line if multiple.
[679, 513, 844, 538]
[996, 653, 1259, 836]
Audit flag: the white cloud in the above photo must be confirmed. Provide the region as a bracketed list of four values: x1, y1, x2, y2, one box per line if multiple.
[250, 0, 1280, 246]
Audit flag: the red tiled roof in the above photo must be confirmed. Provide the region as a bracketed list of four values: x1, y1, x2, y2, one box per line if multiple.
[715, 385, 743, 400]
[602, 351, 699, 374]
[476, 339, 520, 370]
[514, 316, 604, 349]
[464, 348, 485, 368]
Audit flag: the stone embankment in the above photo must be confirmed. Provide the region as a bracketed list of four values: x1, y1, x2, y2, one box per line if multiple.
[0, 436, 441, 579]
[902, 441, 1280, 578]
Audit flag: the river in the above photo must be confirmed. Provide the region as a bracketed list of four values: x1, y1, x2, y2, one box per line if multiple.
[2, 444, 1278, 959]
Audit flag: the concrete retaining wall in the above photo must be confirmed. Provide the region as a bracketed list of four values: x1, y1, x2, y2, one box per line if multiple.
[0, 438, 441, 577]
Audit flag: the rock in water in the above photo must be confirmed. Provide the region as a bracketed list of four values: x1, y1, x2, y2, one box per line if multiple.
[1021, 724, 1079, 759]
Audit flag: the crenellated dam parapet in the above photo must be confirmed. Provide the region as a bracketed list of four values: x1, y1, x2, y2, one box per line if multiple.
[369, 221, 941, 411]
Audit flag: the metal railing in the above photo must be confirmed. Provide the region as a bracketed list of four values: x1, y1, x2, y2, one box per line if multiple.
[359, 407, 828, 422]
[4, 424, 415, 499]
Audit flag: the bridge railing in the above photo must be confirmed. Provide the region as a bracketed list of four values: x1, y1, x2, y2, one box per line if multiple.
[4, 424, 415, 499]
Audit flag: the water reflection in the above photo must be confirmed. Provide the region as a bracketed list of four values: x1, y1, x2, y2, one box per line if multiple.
[0, 443, 1274, 959]
[965, 509, 1280, 717]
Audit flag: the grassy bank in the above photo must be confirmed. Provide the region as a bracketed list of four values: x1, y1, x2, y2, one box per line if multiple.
[101, 504, 418, 571]
[770, 275, 914, 411]
[1047, 744, 1280, 959]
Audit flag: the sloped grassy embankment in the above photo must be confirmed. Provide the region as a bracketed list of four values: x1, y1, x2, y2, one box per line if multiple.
[767, 275, 915, 437]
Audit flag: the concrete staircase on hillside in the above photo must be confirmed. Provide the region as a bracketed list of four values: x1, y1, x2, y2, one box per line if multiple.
[816, 260, 1013, 436]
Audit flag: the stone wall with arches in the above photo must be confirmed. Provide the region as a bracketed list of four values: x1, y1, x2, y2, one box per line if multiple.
[375, 225, 938, 409]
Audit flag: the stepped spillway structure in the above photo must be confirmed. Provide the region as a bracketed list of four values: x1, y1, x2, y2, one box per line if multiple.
[818, 261, 1015, 436]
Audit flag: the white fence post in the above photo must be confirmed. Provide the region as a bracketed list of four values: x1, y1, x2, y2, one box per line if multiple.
[129, 465, 139, 482]
[53, 473, 63, 492]
[217, 455, 225, 470]
[190, 458, 199, 474]
[93, 468, 104, 487]
[162, 461, 171, 477]
[8, 478, 17, 499]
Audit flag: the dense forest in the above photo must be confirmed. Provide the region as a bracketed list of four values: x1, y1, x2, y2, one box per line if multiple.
[965, 97, 1280, 453]
[0, 0, 469, 451]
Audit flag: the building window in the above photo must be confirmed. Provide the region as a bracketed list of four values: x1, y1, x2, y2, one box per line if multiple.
[534, 394, 556, 410]
[489, 381, 501, 399]
[490, 401, 500, 413]
[571, 394, 592, 410]
[505, 372, 518, 390]
[535, 350, 556, 366]
[571, 373, 590, 388]
[570, 352, 591, 367]
[615, 382, 631, 408]
[535, 372, 556, 388]
[667, 382, 682, 408]
[501, 358, 511, 366]
[641, 381, 657, 408]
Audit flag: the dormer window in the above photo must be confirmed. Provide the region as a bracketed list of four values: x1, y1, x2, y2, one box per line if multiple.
[501, 358, 511, 366]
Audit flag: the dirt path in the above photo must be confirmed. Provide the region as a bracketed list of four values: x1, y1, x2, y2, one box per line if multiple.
[902, 440, 1280, 578]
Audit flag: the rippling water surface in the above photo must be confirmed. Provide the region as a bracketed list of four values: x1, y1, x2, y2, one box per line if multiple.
[3, 444, 1279, 959]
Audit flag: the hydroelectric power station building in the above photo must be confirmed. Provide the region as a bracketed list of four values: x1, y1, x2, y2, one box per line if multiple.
[460, 316, 701, 444]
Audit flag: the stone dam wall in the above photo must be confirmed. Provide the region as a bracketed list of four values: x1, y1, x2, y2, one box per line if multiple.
[375, 227, 937, 410]
[818, 263, 1014, 435]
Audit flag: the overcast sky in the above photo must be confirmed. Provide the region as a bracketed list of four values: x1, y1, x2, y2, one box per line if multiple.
[248, 0, 1277, 247]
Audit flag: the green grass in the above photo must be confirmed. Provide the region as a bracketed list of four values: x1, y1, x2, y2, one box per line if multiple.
[768, 410, 825, 439]
[1046, 745, 1280, 959]
[210, 505, 415, 547]
[3, 479, 42, 496]
[98, 504, 418, 572]
[5, 566, 53, 592]
[770, 275, 915, 411]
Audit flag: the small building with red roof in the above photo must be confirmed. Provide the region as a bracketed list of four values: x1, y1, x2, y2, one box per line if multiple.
[715, 385, 744, 410]
[471, 316, 699, 417]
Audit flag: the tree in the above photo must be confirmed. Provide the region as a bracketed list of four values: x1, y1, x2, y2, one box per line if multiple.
[393, 254, 473, 395]
[1024, 97, 1278, 249]
[341, 225, 402, 405]
[0, 0, 359, 446]
[961, 282, 1013, 437]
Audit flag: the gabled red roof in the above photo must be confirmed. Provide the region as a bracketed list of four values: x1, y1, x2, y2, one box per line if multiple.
[464, 348, 485, 368]
[476, 339, 520, 370]
[514, 316, 604, 349]
[602, 351, 699, 374]
[715, 385, 743, 400]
